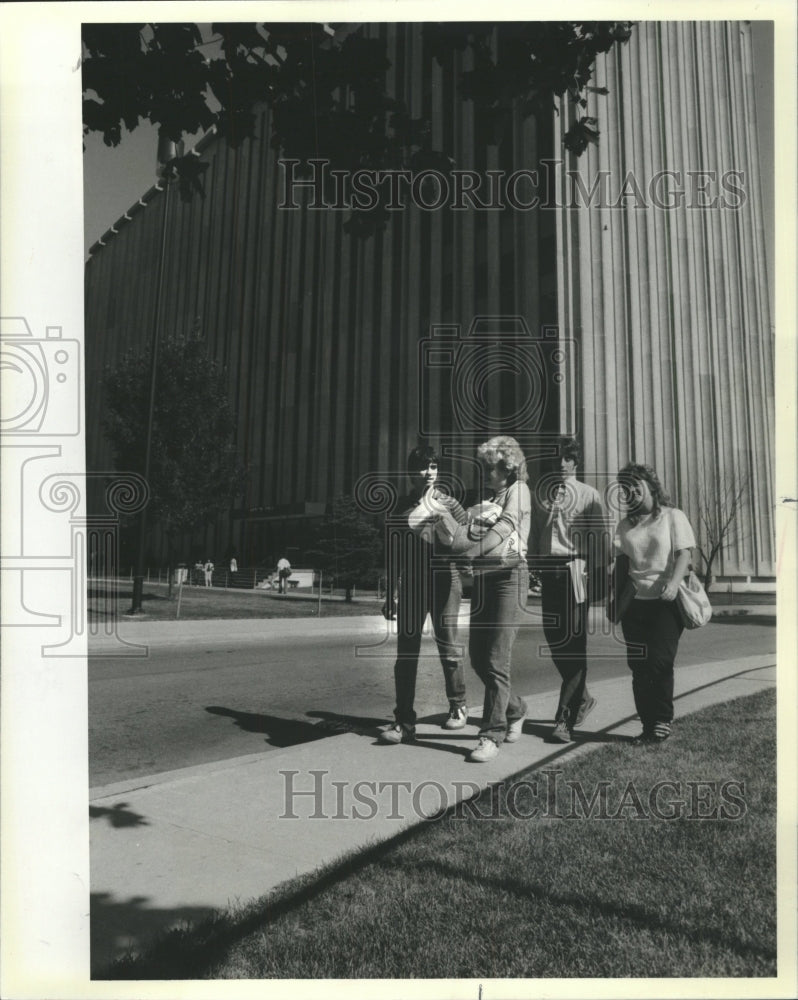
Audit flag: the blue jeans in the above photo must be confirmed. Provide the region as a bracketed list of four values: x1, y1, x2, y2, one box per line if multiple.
[394, 565, 466, 727]
[469, 566, 528, 744]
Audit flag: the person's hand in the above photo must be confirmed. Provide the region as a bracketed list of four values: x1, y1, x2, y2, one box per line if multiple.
[660, 578, 680, 602]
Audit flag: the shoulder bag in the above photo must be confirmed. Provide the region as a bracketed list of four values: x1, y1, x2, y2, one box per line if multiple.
[676, 570, 712, 629]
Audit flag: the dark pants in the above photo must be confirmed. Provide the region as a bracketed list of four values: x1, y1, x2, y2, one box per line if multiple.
[621, 598, 684, 729]
[541, 567, 589, 725]
[394, 566, 465, 727]
[469, 566, 528, 744]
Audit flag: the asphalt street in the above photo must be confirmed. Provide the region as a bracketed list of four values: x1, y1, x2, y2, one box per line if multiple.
[89, 614, 776, 787]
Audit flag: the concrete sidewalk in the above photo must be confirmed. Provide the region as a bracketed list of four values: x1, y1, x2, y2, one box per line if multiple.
[89, 650, 776, 975]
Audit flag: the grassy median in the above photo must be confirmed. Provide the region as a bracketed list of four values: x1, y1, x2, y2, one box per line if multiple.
[106, 686, 776, 980]
[89, 580, 384, 621]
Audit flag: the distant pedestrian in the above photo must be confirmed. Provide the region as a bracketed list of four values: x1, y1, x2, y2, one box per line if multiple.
[194, 560, 204, 585]
[277, 556, 292, 593]
[613, 463, 696, 744]
[203, 558, 214, 587]
[229, 556, 238, 573]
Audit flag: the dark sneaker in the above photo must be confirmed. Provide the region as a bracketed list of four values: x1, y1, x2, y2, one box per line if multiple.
[574, 694, 597, 727]
[652, 721, 672, 741]
[630, 728, 655, 746]
[443, 705, 468, 730]
[504, 700, 528, 743]
[378, 724, 415, 745]
[546, 719, 573, 743]
[467, 736, 500, 762]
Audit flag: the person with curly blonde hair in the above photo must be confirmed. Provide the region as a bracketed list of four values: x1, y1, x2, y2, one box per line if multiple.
[434, 435, 531, 762]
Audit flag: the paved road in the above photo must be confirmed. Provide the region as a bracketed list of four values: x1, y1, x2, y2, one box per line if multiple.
[89, 614, 776, 787]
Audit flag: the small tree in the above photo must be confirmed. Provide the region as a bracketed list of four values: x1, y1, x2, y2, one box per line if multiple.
[306, 495, 383, 601]
[695, 474, 750, 591]
[103, 328, 246, 592]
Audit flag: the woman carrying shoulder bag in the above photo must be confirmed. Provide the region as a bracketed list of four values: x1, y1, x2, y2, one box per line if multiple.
[433, 436, 531, 762]
[613, 463, 696, 744]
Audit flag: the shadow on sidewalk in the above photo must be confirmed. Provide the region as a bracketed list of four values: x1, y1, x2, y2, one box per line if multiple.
[205, 706, 332, 747]
[90, 803, 150, 828]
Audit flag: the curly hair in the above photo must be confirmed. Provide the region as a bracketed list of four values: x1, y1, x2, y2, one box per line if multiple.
[617, 462, 672, 519]
[477, 435, 528, 483]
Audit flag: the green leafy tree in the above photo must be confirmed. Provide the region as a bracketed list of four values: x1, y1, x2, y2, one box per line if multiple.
[102, 328, 246, 589]
[82, 21, 633, 231]
[306, 495, 383, 601]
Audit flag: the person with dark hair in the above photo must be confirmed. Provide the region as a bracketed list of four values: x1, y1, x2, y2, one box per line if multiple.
[433, 435, 532, 762]
[378, 445, 470, 745]
[530, 437, 608, 743]
[613, 462, 696, 743]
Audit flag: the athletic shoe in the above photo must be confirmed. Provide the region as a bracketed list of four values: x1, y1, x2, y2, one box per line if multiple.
[504, 700, 529, 743]
[377, 724, 415, 745]
[652, 721, 672, 741]
[443, 705, 468, 730]
[546, 719, 573, 743]
[467, 736, 500, 762]
[574, 694, 597, 728]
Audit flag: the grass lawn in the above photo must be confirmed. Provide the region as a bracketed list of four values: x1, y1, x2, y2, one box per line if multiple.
[107, 687, 776, 980]
[88, 580, 384, 621]
[89, 580, 772, 623]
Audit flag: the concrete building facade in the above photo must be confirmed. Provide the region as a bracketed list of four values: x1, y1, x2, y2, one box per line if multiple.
[84, 21, 774, 581]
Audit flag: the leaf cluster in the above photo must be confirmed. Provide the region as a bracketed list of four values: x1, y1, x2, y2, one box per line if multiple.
[102, 328, 246, 538]
[83, 21, 633, 232]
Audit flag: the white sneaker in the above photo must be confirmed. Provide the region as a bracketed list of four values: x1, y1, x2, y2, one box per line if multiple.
[467, 736, 500, 762]
[443, 705, 468, 730]
[504, 700, 528, 743]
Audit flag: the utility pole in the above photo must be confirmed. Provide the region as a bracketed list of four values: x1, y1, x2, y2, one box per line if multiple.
[128, 136, 179, 614]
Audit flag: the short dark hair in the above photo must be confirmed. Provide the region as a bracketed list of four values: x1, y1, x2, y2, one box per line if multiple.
[406, 445, 439, 473]
[559, 437, 581, 467]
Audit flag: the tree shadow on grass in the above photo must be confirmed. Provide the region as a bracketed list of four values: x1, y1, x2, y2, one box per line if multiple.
[373, 856, 776, 974]
[91, 891, 218, 979]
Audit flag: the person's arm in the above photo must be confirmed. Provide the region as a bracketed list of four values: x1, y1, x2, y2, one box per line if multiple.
[455, 482, 530, 561]
[660, 508, 697, 601]
[660, 548, 692, 601]
[382, 512, 403, 619]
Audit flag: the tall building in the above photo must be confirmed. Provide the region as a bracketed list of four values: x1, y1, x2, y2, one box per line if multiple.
[84, 20, 774, 583]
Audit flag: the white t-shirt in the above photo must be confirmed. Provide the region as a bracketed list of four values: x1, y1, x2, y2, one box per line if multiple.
[614, 507, 696, 600]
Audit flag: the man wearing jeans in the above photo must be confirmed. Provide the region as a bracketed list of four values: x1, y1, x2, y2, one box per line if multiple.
[530, 438, 609, 743]
[378, 446, 469, 744]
